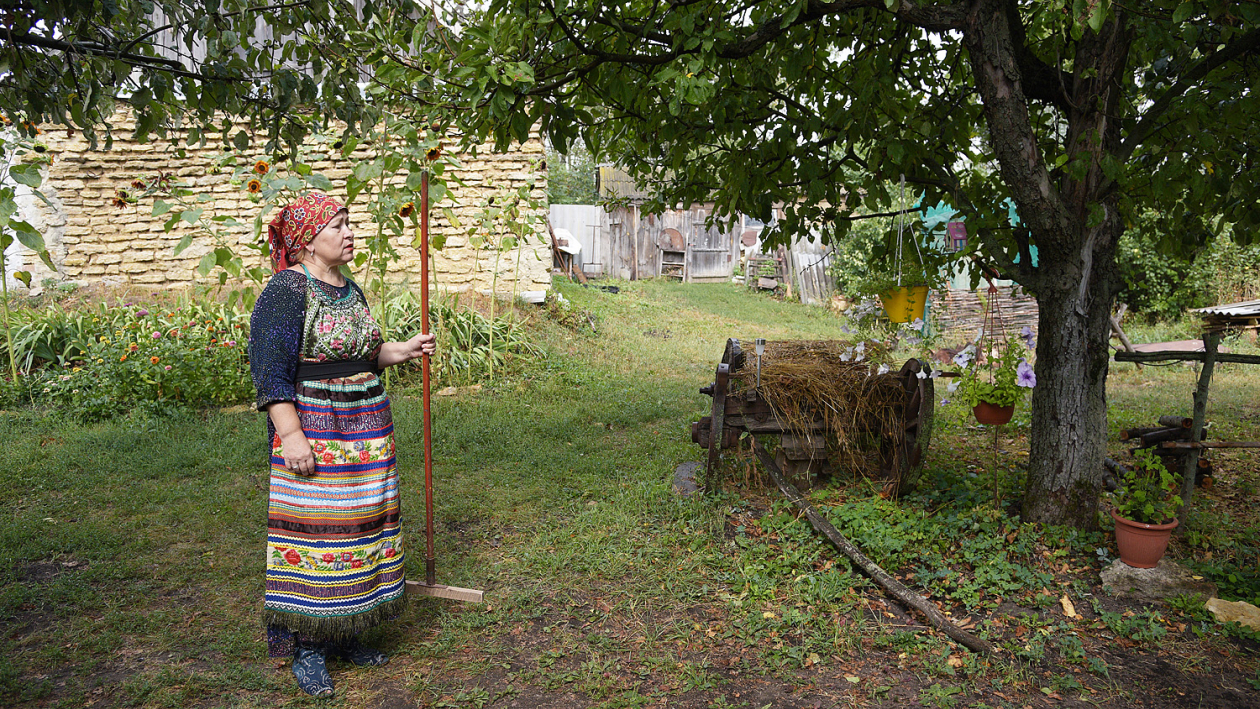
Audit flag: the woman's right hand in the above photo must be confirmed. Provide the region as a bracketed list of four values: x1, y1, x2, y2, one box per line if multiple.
[280, 430, 316, 476]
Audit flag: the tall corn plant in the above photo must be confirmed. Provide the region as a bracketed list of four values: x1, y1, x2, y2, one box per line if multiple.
[0, 133, 58, 381]
[465, 167, 545, 382]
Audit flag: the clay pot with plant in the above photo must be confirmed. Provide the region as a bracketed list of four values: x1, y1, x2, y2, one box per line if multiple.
[950, 324, 1036, 425]
[1110, 450, 1182, 568]
[850, 217, 949, 324]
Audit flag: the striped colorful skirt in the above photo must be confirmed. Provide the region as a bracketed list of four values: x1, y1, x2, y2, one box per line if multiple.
[264, 371, 406, 655]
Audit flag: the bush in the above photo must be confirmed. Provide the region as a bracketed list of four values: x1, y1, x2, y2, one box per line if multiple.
[2, 286, 538, 419]
[547, 144, 598, 205]
[1116, 213, 1260, 320]
[32, 302, 251, 420]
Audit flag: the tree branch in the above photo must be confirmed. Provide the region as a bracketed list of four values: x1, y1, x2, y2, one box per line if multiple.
[1119, 26, 1260, 160]
[6, 32, 187, 70]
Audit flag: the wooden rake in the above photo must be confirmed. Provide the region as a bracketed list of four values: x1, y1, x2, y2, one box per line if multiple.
[404, 171, 485, 604]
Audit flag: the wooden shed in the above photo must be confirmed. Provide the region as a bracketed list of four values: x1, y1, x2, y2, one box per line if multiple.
[589, 167, 743, 282]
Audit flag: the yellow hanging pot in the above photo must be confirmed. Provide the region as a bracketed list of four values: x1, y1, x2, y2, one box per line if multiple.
[879, 285, 929, 323]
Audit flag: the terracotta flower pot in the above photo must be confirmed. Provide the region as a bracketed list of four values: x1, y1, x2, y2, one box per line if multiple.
[1112, 509, 1178, 568]
[972, 400, 1014, 425]
[878, 285, 929, 324]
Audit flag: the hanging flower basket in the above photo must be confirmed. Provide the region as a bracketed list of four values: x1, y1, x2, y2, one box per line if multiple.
[972, 400, 1014, 425]
[879, 285, 930, 324]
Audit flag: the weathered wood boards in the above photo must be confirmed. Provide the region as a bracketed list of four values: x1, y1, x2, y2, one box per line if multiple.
[406, 581, 485, 603]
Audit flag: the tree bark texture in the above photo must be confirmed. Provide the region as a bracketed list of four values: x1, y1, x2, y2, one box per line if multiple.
[963, 1, 1131, 526]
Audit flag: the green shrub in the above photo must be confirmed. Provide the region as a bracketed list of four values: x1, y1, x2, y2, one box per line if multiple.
[34, 303, 251, 419]
[1117, 213, 1260, 319]
[3, 286, 538, 418]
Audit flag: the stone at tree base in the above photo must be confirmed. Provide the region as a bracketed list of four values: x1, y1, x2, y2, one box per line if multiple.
[1205, 598, 1260, 631]
[1101, 559, 1218, 602]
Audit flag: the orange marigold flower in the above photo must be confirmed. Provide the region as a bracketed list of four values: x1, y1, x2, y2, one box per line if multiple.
[398, 202, 415, 218]
[246, 178, 262, 194]
[119, 355, 128, 362]
[253, 160, 270, 175]
[150, 356, 160, 364]
[425, 145, 443, 161]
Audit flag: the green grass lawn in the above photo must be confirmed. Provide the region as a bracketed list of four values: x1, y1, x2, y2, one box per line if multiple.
[2, 279, 1258, 708]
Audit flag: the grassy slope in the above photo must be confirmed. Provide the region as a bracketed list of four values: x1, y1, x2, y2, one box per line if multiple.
[1, 279, 1257, 708]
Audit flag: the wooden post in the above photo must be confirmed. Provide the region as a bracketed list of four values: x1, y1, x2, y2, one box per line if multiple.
[1180, 330, 1220, 519]
[1110, 304, 1141, 371]
[630, 206, 639, 281]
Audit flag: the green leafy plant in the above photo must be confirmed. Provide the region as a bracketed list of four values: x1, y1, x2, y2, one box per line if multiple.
[25, 299, 252, 420]
[952, 327, 1035, 408]
[847, 216, 951, 299]
[1112, 450, 1182, 525]
[0, 132, 59, 382]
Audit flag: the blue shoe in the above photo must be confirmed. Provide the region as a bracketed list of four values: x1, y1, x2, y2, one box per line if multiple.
[330, 638, 389, 667]
[293, 644, 335, 698]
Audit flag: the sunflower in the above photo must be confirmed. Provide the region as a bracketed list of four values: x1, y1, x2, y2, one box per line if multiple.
[246, 178, 263, 194]
[111, 196, 128, 209]
[132, 179, 147, 190]
[253, 160, 270, 175]
[425, 145, 443, 161]
[398, 202, 415, 218]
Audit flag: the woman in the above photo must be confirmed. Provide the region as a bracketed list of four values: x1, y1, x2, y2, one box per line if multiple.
[249, 192, 435, 698]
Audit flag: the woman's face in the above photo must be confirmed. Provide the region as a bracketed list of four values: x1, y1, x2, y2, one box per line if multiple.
[306, 210, 355, 267]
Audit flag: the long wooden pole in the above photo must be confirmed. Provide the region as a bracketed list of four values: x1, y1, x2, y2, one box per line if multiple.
[752, 438, 995, 654]
[1115, 351, 1260, 365]
[404, 173, 485, 604]
[420, 173, 436, 586]
[1180, 331, 1221, 520]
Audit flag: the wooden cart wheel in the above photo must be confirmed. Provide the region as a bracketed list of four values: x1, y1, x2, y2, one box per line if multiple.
[903, 359, 935, 494]
[722, 338, 745, 373]
[878, 359, 934, 496]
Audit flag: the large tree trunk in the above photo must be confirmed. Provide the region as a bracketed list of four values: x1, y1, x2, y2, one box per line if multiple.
[1021, 236, 1119, 527]
[963, 1, 1131, 527]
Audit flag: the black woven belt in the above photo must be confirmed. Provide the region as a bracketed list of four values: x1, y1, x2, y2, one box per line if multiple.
[295, 360, 379, 381]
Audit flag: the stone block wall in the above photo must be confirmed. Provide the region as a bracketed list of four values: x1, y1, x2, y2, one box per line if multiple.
[9, 110, 550, 296]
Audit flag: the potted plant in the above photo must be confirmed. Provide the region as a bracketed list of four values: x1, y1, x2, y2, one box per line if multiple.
[951, 326, 1036, 425]
[1110, 450, 1182, 568]
[848, 218, 949, 324]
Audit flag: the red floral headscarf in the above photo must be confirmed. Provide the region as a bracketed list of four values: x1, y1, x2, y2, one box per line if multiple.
[267, 193, 347, 272]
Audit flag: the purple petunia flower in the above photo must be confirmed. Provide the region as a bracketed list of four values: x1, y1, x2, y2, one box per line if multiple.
[1016, 359, 1036, 388]
[1021, 325, 1036, 349]
[940, 398, 951, 406]
[953, 349, 974, 368]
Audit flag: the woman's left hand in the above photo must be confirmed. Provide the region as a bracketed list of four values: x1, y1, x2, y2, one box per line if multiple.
[376, 332, 437, 368]
[407, 332, 437, 361]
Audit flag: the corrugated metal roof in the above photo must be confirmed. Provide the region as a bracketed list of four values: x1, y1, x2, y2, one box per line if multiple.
[596, 166, 652, 201]
[1193, 300, 1260, 319]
